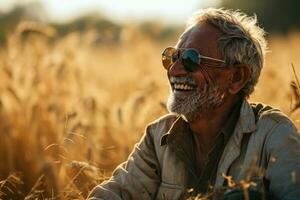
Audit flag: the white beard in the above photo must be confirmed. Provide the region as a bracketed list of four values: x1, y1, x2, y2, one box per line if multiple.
[167, 77, 225, 121]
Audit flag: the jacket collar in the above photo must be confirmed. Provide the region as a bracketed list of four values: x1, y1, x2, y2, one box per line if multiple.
[160, 99, 257, 147]
[238, 99, 257, 133]
[160, 115, 189, 146]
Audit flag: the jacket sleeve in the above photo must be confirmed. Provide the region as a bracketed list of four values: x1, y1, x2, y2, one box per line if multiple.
[265, 122, 300, 199]
[87, 124, 161, 200]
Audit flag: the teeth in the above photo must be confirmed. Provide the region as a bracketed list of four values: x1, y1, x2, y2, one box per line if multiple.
[174, 83, 194, 91]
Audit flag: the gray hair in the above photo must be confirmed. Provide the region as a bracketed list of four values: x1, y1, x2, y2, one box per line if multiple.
[187, 8, 267, 97]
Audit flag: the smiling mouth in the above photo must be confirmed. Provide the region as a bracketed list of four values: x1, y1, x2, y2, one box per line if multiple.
[172, 83, 197, 91]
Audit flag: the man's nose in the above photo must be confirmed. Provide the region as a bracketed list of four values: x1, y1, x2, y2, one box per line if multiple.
[168, 60, 188, 77]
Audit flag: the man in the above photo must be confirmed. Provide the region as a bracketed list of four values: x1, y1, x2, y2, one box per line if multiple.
[88, 8, 300, 199]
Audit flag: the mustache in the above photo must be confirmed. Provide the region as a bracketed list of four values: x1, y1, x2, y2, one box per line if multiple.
[169, 76, 197, 85]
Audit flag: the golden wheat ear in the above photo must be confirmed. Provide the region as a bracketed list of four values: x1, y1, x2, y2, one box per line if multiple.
[290, 81, 300, 112]
[291, 63, 300, 112]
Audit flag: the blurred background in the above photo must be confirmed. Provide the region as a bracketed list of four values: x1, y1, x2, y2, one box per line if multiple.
[1, 0, 300, 199]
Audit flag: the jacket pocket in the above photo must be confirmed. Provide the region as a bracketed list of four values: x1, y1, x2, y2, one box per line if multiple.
[155, 182, 184, 200]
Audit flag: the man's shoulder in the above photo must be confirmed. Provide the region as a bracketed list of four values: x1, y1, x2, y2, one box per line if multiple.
[250, 102, 294, 125]
[247, 102, 298, 140]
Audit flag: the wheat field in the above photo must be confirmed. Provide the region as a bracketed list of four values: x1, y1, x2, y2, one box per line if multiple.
[1, 22, 300, 199]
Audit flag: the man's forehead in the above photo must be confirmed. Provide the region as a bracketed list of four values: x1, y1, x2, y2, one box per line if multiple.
[182, 23, 222, 39]
[175, 22, 224, 59]
[176, 27, 198, 48]
[180, 26, 200, 39]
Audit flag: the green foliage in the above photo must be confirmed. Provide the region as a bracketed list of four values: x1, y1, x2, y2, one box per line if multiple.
[51, 15, 123, 44]
[0, 4, 182, 45]
[221, 0, 300, 33]
[0, 6, 27, 44]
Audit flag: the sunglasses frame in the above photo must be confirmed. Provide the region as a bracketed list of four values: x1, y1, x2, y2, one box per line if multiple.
[162, 46, 226, 72]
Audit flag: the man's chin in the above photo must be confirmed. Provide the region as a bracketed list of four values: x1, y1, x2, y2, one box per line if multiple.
[166, 98, 222, 121]
[167, 97, 199, 120]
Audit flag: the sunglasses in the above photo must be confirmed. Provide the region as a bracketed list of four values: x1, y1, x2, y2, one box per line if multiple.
[162, 47, 226, 72]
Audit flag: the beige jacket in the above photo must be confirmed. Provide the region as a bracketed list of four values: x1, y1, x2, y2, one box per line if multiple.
[88, 100, 300, 199]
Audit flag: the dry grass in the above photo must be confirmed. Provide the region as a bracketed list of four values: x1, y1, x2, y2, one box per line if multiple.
[0, 21, 300, 199]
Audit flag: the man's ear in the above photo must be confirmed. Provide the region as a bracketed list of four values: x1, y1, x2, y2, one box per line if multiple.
[228, 65, 251, 94]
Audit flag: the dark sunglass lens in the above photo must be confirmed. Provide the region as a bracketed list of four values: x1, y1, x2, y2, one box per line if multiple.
[162, 47, 176, 70]
[182, 49, 200, 72]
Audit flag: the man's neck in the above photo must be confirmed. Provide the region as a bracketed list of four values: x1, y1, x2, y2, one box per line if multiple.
[188, 95, 241, 153]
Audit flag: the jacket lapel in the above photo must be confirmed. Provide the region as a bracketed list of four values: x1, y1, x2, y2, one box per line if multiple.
[215, 100, 257, 187]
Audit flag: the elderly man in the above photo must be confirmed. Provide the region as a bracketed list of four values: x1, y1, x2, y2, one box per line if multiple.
[88, 8, 300, 199]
